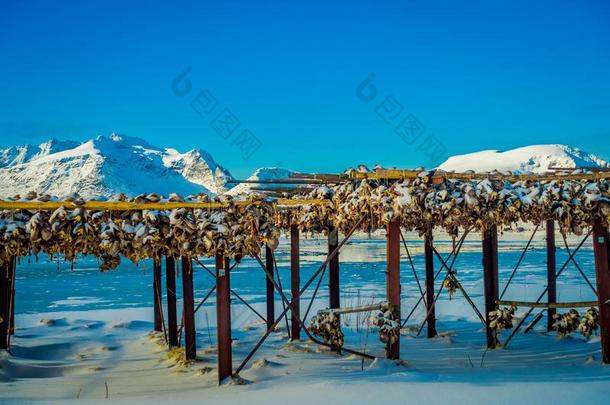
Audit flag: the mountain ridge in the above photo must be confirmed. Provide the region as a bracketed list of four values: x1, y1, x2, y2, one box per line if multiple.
[1, 139, 608, 199]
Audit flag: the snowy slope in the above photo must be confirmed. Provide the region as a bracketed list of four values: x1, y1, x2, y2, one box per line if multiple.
[438, 144, 609, 174]
[227, 167, 294, 195]
[0, 139, 80, 168]
[0, 134, 233, 199]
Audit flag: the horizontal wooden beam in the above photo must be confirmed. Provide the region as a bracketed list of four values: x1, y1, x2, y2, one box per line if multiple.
[497, 300, 600, 309]
[316, 301, 389, 315]
[0, 198, 328, 211]
[351, 169, 610, 182]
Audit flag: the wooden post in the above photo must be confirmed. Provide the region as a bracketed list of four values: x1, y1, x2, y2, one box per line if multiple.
[153, 259, 163, 332]
[328, 225, 340, 310]
[0, 259, 8, 350]
[216, 254, 232, 382]
[592, 219, 610, 364]
[8, 256, 15, 336]
[165, 256, 178, 347]
[482, 225, 499, 348]
[290, 225, 301, 341]
[181, 256, 196, 359]
[386, 219, 401, 359]
[265, 245, 275, 331]
[546, 220, 557, 331]
[424, 230, 437, 338]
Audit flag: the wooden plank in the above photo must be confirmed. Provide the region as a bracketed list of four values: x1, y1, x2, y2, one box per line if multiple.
[424, 230, 437, 338]
[181, 256, 196, 360]
[153, 259, 162, 332]
[546, 220, 557, 331]
[216, 254, 232, 383]
[483, 225, 499, 348]
[497, 300, 599, 309]
[386, 219, 401, 359]
[0, 198, 328, 211]
[290, 225, 301, 341]
[165, 256, 178, 347]
[351, 168, 610, 181]
[265, 245, 275, 331]
[592, 219, 610, 364]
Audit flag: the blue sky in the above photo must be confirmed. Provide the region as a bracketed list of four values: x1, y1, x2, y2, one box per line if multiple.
[1, 0, 609, 178]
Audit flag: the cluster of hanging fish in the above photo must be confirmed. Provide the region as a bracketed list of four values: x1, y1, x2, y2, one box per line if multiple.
[577, 307, 600, 338]
[2, 168, 609, 268]
[488, 305, 516, 345]
[309, 311, 344, 349]
[368, 304, 400, 348]
[286, 170, 610, 236]
[553, 308, 599, 339]
[443, 271, 459, 299]
[553, 308, 600, 338]
[553, 309, 581, 337]
[0, 192, 279, 270]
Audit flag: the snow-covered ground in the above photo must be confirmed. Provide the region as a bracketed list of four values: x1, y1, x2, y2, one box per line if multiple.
[1, 231, 610, 403]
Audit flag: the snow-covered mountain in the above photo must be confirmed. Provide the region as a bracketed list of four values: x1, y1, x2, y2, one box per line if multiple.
[226, 167, 294, 195]
[437, 144, 609, 174]
[2, 138, 608, 200]
[0, 134, 233, 199]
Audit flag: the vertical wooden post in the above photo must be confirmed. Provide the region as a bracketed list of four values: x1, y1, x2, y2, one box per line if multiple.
[328, 225, 340, 310]
[265, 245, 275, 331]
[216, 254, 232, 382]
[181, 256, 196, 359]
[546, 220, 557, 331]
[482, 225, 499, 348]
[386, 219, 401, 359]
[290, 225, 301, 341]
[153, 259, 163, 332]
[0, 259, 8, 350]
[8, 256, 15, 336]
[424, 230, 437, 338]
[592, 219, 610, 364]
[165, 256, 178, 347]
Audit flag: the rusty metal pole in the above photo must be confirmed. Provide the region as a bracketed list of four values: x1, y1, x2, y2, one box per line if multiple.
[546, 220, 557, 331]
[424, 230, 437, 338]
[153, 259, 162, 332]
[265, 245, 275, 331]
[328, 225, 340, 310]
[386, 219, 401, 359]
[290, 225, 301, 340]
[482, 225, 499, 348]
[0, 258, 8, 350]
[165, 256, 178, 347]
[592, 219, 610, 363]
[181, 256, 196, 359]
[216, 253, 232, 382]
